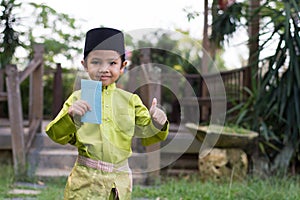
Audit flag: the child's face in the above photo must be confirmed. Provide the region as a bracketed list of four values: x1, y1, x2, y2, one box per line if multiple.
[82, 50, 126, 86]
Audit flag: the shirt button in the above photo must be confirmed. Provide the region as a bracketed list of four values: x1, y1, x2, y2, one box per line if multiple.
[105, 91, 109, 95]
[105, 105, 109, 108]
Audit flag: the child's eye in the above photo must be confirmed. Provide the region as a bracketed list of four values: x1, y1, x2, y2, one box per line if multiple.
[91, 61, 100, 65]
[110, 61, 117, 65]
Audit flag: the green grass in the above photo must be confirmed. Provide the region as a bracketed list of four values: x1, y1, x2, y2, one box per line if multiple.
[133, 175, 300, 200]
[1, 164, 300, 200]
[0, 164, 14, 198]
[0, 164, 65, 199]
[222, 125, 251, 135]
[35, 178, 65, 200]
[208, 124, 252, 135]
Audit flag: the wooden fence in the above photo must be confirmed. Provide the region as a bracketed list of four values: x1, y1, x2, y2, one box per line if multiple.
[0, 68, 7, 115]
[158, 66, 251, 123]
[3, 44, 44, 175]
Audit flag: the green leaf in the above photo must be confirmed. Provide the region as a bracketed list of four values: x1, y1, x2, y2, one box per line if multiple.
[259, 142, 266, 154]
[236, 109, 248, 125]
[294, 85, 300, 126]
[265, 141, 281, 152]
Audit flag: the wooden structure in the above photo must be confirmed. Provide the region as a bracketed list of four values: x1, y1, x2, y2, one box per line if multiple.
[160, 66, 251, 124]
[0, 44, 44, 175]
[136, 48, 162, 183]
[52, 63, 64, 118]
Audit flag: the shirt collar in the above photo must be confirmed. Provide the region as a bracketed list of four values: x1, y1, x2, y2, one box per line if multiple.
[102, 83, 116, 91]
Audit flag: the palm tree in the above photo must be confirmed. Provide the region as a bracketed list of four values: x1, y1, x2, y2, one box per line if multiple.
[254, 0, 300, 174]
[212, 0, 300, 175]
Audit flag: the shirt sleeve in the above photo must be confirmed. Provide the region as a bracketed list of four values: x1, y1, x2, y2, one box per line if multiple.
[132, 94, 169, 146]
[45, 92, 78, 145]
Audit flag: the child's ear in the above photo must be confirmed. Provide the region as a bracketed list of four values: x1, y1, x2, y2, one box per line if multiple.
[120, 61, 128, 74]
[81, 60, 88, 72]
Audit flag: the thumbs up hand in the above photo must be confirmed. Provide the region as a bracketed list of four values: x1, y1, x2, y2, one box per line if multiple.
[149, 98, 167, 126]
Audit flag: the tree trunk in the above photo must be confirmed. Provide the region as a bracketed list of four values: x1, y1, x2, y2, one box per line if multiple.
[248, 0, 260, 89]
[201, 0, 210, 121]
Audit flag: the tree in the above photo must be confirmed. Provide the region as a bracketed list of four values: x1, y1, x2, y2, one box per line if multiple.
[254, 0, 300, 175]
[185, 0, 236, 71]
[0, 0, 21, 68]
[128, 29, 206, 73]
[0, 0, 84, 69]
[186, 0, 300, 175]
[210, 0, 300, 175]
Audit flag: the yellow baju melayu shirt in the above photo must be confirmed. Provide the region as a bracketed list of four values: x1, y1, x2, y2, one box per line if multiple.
[45, 83, 169, 200]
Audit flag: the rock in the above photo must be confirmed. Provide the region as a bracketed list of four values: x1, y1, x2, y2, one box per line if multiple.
[198, 148, 248, 181]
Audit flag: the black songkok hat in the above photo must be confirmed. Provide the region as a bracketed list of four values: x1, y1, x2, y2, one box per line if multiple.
[83, 27, 125, 59]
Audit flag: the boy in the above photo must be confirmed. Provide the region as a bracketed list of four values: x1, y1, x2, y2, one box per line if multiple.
[45, 27, 169, 200]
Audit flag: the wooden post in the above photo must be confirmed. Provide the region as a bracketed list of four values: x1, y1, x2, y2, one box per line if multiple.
[0, 68, 5, 117]
[29, 44, 44, 132]
[52, 63, 63, 118]
[140, 48, 161, 184]
[139, 49, 151, 108]
[5, 64, 26, 176]
[0, 69, 3, 92]
[201, 0, 210, 122]
[147, 82, 161, 184]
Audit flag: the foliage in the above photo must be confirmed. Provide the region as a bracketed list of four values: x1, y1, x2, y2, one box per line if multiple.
[210, 2, 246, 48]
[0, 0, 22, 68]
[0, 0, 84, 69]
[129, 29, 226, 74]
[216, 124, 252, 135]
[184, 1, 237, 69]
[254, 0, 300, 174]
[223, 0, 300, 175]
[28, 2, 83, 66]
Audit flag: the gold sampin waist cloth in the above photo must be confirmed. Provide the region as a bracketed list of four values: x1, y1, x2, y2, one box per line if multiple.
[76, 155, 130, 173]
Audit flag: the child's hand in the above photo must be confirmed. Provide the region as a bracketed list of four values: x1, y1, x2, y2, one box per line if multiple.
[149, 98, 167, 126]
[68, 100, 91, 117]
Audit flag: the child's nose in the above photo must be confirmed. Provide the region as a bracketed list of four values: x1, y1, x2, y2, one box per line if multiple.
[99, 67, 109, 73]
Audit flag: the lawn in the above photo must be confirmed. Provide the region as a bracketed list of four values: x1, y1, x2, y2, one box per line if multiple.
[1, 164, 299, 200]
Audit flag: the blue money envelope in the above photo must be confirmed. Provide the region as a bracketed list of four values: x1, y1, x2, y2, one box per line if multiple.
[81, 79, 102, 124]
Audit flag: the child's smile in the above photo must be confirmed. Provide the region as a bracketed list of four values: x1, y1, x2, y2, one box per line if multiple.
[99, 74, 111, 81]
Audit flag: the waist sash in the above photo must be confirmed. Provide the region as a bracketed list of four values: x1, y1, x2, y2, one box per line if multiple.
[76, 155, 129, 173]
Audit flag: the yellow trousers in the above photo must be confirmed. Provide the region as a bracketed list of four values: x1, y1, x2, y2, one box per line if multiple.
[64, 163, 132, 200]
